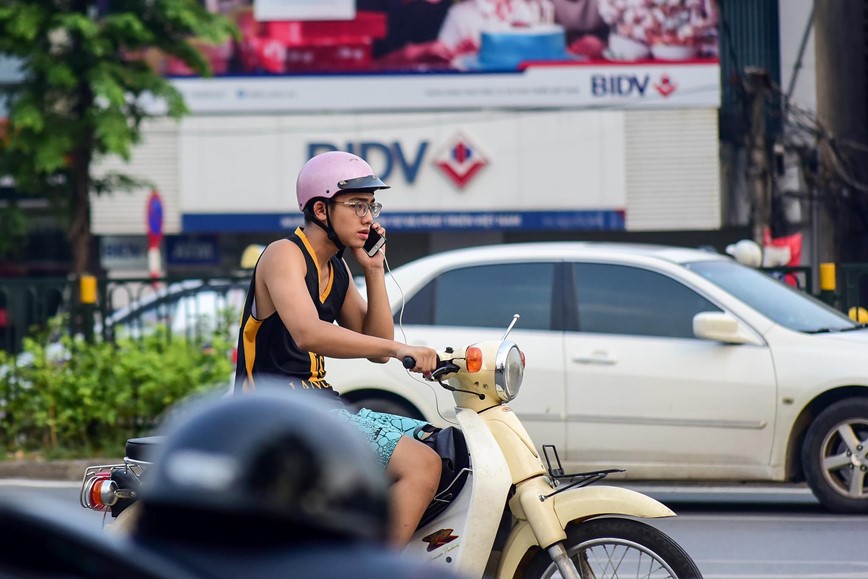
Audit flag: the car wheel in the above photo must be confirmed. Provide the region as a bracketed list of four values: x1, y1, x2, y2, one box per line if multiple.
[802, 397, 868, 513]
[352, 395, 424, 420]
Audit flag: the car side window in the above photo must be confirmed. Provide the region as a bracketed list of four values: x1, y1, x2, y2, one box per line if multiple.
[573, 263, 722, 338]
[401, 263, 556, 330]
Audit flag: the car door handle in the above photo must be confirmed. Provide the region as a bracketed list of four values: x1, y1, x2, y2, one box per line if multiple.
[572, 352, 618, 365]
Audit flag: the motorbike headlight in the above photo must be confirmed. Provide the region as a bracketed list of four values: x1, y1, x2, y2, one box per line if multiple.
[494, 341, 523, 402]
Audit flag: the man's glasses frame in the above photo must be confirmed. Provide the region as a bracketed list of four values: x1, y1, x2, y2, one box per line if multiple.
[334, 200, 382, 218]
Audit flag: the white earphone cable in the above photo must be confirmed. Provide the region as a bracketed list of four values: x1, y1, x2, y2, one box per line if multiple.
[382, 250, 453, 424]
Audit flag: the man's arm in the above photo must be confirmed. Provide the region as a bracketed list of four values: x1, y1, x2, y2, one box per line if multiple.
[338, 260, 394, 363]
[262, 242, 426, 366]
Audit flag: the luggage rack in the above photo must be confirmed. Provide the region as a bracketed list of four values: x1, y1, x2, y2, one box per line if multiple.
[540, 444, 625, 501]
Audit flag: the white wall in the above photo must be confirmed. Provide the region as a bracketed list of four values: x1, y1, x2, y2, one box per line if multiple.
[626, 108, 721, 230]
[91, 118, 181, 235]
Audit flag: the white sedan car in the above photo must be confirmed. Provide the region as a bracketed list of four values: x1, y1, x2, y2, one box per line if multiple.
[326, 242, 868, 513]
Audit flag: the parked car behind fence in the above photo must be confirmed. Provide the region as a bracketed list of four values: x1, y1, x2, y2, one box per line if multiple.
[99, 278, 247, 344]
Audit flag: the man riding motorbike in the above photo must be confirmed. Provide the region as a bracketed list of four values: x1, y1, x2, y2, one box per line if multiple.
[233, 150, 441, 545]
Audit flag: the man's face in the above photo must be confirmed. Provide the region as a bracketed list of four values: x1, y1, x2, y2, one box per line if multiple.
[328, 192, 378, 249]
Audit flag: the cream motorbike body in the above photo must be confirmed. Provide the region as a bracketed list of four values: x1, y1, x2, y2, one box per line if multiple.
[402, 341, 675, 579]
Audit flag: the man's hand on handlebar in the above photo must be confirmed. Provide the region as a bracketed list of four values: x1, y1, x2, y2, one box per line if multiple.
[396, 345, 439, 374]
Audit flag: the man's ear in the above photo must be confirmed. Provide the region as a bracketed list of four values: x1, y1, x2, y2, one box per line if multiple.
[312, 200, 329, 224]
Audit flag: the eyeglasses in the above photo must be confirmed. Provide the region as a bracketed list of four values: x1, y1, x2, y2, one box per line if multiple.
[335, 200, 382, 218]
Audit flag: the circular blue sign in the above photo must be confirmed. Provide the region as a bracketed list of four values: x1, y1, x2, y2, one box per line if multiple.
[147, 191, 163, 239]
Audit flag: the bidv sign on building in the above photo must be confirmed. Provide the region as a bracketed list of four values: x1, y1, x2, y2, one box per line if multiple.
[179, 111, 631, 234]
[308, 132, 488, 191]
[591, 73, 679, 99]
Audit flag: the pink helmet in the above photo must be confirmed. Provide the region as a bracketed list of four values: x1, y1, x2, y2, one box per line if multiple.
[296, 151, 389, 211]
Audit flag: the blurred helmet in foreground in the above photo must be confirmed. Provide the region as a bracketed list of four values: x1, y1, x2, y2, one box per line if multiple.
[136, 388, 388, 544]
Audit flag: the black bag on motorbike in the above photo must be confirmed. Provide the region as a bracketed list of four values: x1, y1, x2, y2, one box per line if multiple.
[414, 424, 470, 528]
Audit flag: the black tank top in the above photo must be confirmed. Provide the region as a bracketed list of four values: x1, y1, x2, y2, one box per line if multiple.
[234, 227, 349, 394]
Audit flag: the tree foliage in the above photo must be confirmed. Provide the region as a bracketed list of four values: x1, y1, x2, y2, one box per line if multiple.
[0, 1, 236, 274]
[0, 316, 234, 458]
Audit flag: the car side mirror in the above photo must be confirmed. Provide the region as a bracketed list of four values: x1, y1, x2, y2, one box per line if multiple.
[693, 312, 756, 344]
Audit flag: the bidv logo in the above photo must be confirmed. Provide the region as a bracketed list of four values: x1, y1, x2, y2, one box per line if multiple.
[591, 73, 678, 98]
[308, 132, 487, 189]
[433, 133, 488, 189]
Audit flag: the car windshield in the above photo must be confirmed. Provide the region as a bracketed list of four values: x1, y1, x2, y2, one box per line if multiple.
[686, 260, 859, 333]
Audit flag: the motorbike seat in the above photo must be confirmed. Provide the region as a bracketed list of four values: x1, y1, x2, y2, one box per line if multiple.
[125, 436, 165, 463]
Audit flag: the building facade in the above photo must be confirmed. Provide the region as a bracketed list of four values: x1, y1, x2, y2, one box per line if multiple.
[91, 0, 730, 275]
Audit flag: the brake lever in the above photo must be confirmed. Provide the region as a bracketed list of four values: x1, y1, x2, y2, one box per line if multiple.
[431, 362, 460, 380]
[403, 355, 458, 380]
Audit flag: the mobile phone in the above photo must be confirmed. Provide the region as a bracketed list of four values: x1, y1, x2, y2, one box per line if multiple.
[364, 227, 386, 257]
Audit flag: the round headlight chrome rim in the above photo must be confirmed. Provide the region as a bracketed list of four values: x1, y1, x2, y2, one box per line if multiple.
[494, 341, 523, 402]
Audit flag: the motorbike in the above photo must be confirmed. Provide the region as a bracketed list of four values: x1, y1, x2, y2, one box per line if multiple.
[399, 315, 702, 578]
[80, 434, 154, 534]
[81, 315, 702, 578]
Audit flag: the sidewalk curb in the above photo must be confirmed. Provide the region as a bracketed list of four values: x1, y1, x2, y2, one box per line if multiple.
[0, 459, 121, 481]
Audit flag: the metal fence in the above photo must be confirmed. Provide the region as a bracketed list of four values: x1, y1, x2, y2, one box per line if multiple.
[0, 274, 251, 354]
[839, 264, 868, 314]
[0, 277, 70, 354]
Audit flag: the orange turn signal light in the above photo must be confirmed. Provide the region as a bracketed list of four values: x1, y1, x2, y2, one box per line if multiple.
[466, 347, 483, 373]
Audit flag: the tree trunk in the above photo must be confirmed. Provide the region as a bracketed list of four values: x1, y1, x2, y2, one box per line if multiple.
[70, 0, 95, 277]
[69, 153, 92, 276]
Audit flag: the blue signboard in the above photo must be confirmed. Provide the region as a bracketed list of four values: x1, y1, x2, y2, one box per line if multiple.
[182, 210, 625, 233]
[165, 235, 221, 266]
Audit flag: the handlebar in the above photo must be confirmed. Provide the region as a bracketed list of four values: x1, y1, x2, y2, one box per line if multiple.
[402, 355, 459, 381]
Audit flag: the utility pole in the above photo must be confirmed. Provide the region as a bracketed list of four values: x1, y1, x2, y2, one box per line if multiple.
[744, 67, 772, 247]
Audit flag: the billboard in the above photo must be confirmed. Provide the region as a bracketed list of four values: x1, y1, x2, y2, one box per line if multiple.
[162, 0, 720, 112]
[177, 108, 722, 233]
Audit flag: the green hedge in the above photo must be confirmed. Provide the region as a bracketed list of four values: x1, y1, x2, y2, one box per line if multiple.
[0, 319, 234, 458]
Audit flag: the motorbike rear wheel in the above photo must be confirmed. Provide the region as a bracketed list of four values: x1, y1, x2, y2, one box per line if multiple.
[523, 518, 702, 579]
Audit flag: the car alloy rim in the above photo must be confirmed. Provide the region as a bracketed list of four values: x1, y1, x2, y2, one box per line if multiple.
[819, 418, 868, 499]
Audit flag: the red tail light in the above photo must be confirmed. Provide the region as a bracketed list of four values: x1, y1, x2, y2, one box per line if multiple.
[81, 473, 118, 511]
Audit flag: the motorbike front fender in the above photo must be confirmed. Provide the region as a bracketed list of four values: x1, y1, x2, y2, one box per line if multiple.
[496, 485, 676, 579]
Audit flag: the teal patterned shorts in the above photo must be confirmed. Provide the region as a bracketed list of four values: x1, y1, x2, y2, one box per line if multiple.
[332, 407, 429, 469]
